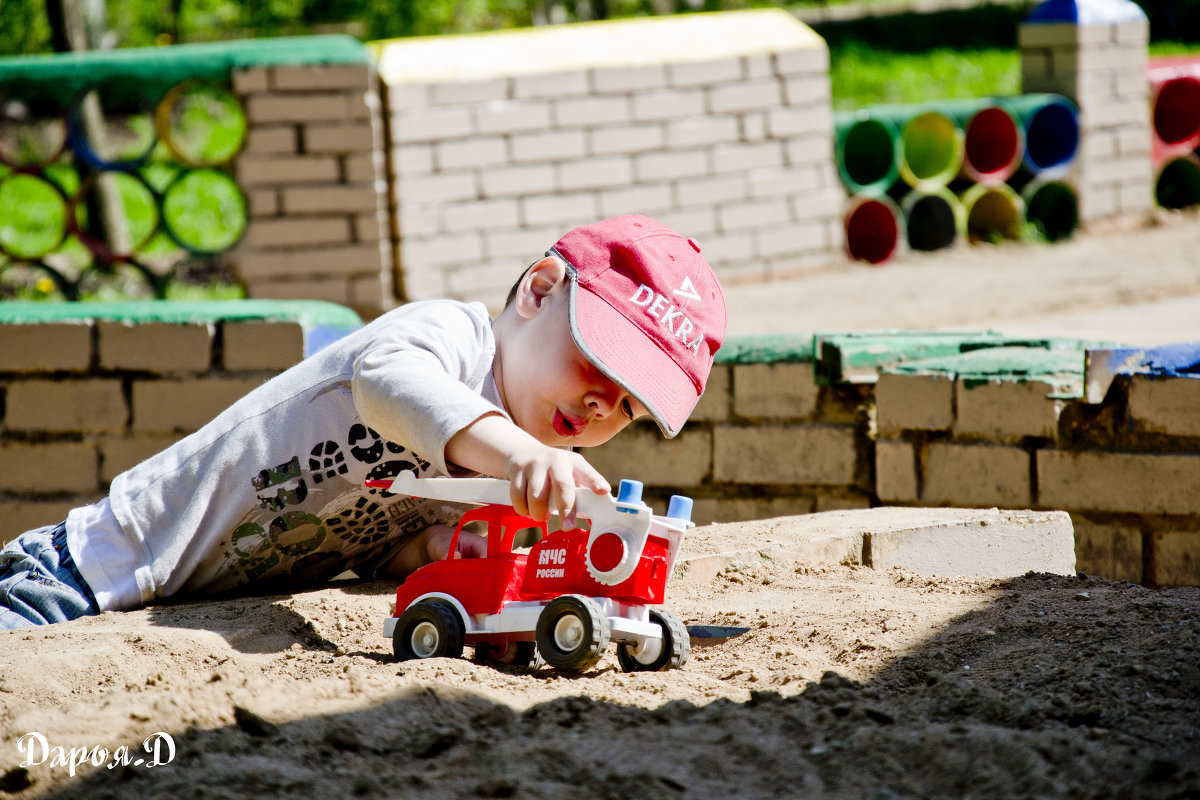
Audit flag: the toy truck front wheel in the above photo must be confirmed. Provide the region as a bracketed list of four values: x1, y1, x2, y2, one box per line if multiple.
[616, 609, 689, 672]
[394, 601, 465, 661]
[535, 595, 610, 673]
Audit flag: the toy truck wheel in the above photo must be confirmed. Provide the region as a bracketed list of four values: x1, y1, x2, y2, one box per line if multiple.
[535, 595, 610, 673]
[475, 641, 542, 668]
[617, 609, 690, 672]
[394, 601, 465, 661]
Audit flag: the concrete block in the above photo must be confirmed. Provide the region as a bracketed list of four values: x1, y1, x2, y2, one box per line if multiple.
[708, 80, 783, 114]
[877, 372, 954, 433]
[713, 424, 857, 485]
[4, 379, 125, 433]
[395, 172, 478, 204]
[557, 156, 634, 191]
[875, 439, 918, 503]
[585, 424, 711, 487]
[281, 185, 380, 215]
[1128, 375, 1200, 437]
[98, 321, 213, 373]
[132, 378, 264, 433]
[344, 151, 384, 184]
[1117, 180, 1154, 214]
[744, 54, 773, 80]
[520, 192, 598, 226]
[387, 83, 429, 110]
[775, 47, 829, 76]
[245, 277, 351, 306]
[740, 111, 768, 142]
[588, 123, 665, 156]
[1018, 22, 1080, 48]
[441, 198, 521, 233]
[222, 320, 305, 371]
[513, 70, 589, 99]
[783, 75, 830, 106]
[479, 164, 556, 198]
[392, 144, 434, 176]
[247, 188, 279, 218]
[597, 184, 673, 218]
[757, 222, 828, 258]
[0, 441, 97, 492]
[1038, 450, 1200, 515]
[0, 499, 82, 545]
[732, 362, 819, 419]
[303, 122, 376, 154]
[1153, 529, 1200, 588]
[429, 78, 507, 106]
[99, 434, 181, 482]
[260, 243, 385, 277]
[712, 141, 785, 174]
[352, 211, 385, 243]
[652, 207, 717, 240]
[243, 217, 352, 249]
[631, 89, 705, 122]
[691, 364, 730, 423]
[245, 92, 351, 124]
[481, 225, 560, 261]
[955, 378, 1064, 440]
[272, 63, 370, 91]
[768, 105, 832, 138]
[510, 129, 587, 163]
[674, 173, 748, 207]
[815, 493, 872, 512]
[1072, 515, 1143, 583]
[435, 136, 508, 171]
[552, 94, 631, 128]
[923, 441, 1032, 508]
[667, 57, 742, 88]
[689, 496, 816, 527]
[0, 323, 91, 372]
[391, 107, 473, 144]
[474, 101, 552, 135]
[237, 155, 340, 186]
[719, 199, 790, 232]
[244, 126, 298, 155]
[401, 232, 483, 268]
[664, 116, 739, 150]
[634, 150, 710, 182]
[232, 67, 270, 94]
[591, 64, 667, 93]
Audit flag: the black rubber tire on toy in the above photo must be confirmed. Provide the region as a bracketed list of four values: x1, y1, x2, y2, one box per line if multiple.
[474, 640, 542, 668]
[535, 594, 611, 673]
[394, 601, 465, 661]
[616, 609, 690, 672]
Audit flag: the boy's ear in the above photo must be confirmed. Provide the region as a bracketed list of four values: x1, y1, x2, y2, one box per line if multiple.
[515, 256, 568, 318]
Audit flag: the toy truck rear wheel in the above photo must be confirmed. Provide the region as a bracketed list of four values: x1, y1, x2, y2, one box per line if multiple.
[616, 609, 689, 672]
[535, 595, 610, 673]
[394, 601, 465, 661]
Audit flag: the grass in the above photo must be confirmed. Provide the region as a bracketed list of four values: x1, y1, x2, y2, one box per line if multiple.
[830, 43, 1021, 109]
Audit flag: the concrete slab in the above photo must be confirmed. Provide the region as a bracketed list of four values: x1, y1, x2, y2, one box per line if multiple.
[674, 506, 1076, 584]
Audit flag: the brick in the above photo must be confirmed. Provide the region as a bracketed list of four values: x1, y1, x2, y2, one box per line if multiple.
[719, 199, 790, 232]
[0, 499, 82, 545]
[652, 208, 717, 241]
[674, 173, 748, 206]
[713, 425, 857, 485]
[775, 48, 829, 76]
[512, 71, 589, 99]
[876, 372, 954, 434]
[1018, 23, 1080, 48]
[584, 424, 711, 487]
[1072, 516, 1143, 583]
[557, 156, 633, 191]
[243, 217, 352, 249]
[741, 111, 768, 142]
[1153, 529, 1200, 587]
[345, 151, 384, 183]
[923, 442, 1032, 508]
[510, 129, 587, 162]
[597, 183, 673, 219]
[394, 172, 478, 204]
[387, 83, 429, 110]
[666, 116, 740, 149]
[482, 226, 560, 261]
[441, 199, 521, 232]
[634, 150, 710, 182]
[132, 378, 264, 433]
[303, 122, 375, 154]
[5, 379, 125, 432]
[1038, 450, 1200, 514]
[247, 188, 279, 218]
[0, 440, 97, 492]
[242, 243, 384, 278]
[479, 164, 555, 198]
[591, 64, 667, 93]
[732, 363, 819, 419]
[435, 137, 507, 171]
[1128, 375, 1200, 437]
[222, 320, 305, 371]
[0, 322, 91, 371]
[272, 63, 370, 91]
[98, 321, 213, 372]
[757, 222, 827, 258]
[281, 185, 380, 215]
[783, 75, 830, 106]
[667, 57, 742, 87]
[691, 364, 730, 423]
[237, 155, 340, 186]
[588, 123, 666, 156]
[955, 378, 1065, 440]
[401, 232, 483, 267]
[875, 439, 918, 502]
[709, 80, 783, 114]
[429, 78, 507, 106]
[745, 54, 774, 80]
[99, 434, 181, 482]
[631, 89, 705, 122]
[232, 67, 270, 94]
[552, 95, 631, 127]
[391, 108, 472, 144]
[474, 101, 552, 135]
[353, 211, 385, 243]
[521, 192, 598, 226]
[245, 92, 352, 124]
[244, 126, 298, 155]
[712, 141, 785, 174]
[444, 260, 522, 301]
[392, 144, 434, 175]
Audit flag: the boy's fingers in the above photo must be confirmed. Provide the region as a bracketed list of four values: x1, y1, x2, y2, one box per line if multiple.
[508, 471, 529, 517]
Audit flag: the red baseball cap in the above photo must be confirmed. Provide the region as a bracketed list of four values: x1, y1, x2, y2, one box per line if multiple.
[550, 215, 727, 437]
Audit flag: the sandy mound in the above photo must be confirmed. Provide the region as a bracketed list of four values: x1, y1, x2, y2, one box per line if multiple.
[1, 524, 1198, 799]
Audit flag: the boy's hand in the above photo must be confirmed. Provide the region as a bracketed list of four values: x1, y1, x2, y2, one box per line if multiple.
[504, 444, 610, 528]
[385, 523, 487, 578]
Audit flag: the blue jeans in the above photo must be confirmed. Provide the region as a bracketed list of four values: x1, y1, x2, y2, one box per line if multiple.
[0, 523, 100, 630]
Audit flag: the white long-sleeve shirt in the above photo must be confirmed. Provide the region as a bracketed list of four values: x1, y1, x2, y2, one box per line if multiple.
[67, 300, 505, 611]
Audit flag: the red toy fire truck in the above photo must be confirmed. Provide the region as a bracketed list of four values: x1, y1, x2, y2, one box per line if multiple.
[366, 473, 694, 674]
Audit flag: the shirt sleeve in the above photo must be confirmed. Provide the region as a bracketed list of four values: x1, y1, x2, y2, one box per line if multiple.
[351, 301, 508, 477]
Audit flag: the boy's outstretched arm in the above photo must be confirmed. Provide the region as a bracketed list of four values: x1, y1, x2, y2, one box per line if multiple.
[445, 412, 610, 528]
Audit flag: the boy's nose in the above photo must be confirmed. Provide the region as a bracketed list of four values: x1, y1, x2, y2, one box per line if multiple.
[584, 381, 621, 419]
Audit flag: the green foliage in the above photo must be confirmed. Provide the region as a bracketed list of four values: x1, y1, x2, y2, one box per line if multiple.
[830, 43, 1020, 108]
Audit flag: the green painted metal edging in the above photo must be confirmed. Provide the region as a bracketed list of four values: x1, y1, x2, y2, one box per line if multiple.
[0, 35, 368, 104]
[0, 299, 361, 327]
[889, 346, 1087, 395]
[715, 333, 815, 365]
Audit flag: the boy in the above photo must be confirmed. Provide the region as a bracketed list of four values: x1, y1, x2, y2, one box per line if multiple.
[0, 214, 726, 629]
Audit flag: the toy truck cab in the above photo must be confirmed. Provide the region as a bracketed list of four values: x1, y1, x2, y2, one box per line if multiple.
[373, 475, 694, 674]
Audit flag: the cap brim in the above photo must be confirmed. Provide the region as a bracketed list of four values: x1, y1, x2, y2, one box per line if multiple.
[568, 280, 698, 437]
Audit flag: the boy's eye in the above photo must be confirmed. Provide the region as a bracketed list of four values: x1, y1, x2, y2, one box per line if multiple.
[621, 399, 634, 420]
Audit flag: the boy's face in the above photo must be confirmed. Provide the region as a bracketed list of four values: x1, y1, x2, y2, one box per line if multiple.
[495, 260, 647, 448]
